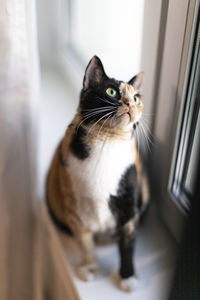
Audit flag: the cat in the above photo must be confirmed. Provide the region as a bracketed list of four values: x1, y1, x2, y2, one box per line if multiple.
[46, 55, 150, 292]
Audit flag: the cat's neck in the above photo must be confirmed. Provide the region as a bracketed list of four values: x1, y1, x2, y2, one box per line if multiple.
[74, 114, 134, 143]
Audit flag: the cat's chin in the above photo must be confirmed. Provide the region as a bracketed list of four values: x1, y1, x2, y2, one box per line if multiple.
[115, 113, 134, 129]
[121, 112, 131, 121]
[111, 121, 134, 134]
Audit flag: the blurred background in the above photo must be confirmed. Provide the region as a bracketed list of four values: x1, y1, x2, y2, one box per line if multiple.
[0, 0, 200, 299]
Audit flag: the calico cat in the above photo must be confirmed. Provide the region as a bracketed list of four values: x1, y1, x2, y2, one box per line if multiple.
[46, 56, 150, 292]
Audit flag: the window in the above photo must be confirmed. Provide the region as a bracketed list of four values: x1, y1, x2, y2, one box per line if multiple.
[169, 16, 200, 213]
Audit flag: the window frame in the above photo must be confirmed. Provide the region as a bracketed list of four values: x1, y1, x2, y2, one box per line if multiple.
[152, 0, 200, 241]
[168, 6, 200, 214]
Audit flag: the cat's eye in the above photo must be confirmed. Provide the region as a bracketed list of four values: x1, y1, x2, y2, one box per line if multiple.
[133, 95, 140, 104]
[106, 87, 117, 98]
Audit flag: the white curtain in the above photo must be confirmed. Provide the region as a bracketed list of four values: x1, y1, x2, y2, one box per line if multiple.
[0, 1, 79, 299]
[0, 1, 39, 299]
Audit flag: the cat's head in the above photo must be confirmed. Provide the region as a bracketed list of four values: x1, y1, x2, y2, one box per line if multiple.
[79, 56, 144, 136]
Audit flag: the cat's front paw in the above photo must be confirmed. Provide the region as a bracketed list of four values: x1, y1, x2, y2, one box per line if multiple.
[117, 274, 139, 293]
[76, 262, 99, 282]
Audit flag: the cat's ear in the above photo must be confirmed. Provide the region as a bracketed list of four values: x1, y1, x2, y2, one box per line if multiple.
[128, 72, 144, 90]
[83, 56, 107, 90]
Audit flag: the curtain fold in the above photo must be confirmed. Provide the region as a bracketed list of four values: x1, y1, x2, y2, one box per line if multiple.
[0, 1, 39, 299]
[0, 1, 80, 299]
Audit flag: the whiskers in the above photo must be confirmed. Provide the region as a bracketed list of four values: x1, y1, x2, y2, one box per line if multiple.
[134, 116, 154, 154]
[76, 104, 154, 149]
[97, 96, 120, 107]
[76, 105, 118, 136]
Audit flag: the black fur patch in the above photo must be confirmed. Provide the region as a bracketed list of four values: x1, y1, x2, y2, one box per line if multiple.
[109, 165, 139, 228]
[80, 78, 122, 125]
[69, 126, 90, 159]
[109, 165, 140, 279]
[119, 235, 135, 278]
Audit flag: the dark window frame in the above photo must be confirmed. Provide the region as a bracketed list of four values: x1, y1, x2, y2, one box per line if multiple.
[169, 14, 200, 214]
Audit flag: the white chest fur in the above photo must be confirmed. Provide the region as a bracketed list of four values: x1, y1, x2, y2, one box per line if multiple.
[68, 138, 135, 232]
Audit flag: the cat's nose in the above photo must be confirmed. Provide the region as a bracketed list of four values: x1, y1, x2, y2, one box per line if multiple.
[125, 99, 134, 109]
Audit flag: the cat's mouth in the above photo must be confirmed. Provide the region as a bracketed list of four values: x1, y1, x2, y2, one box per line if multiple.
[118, 111, 133, 123]
[121, 112, 131, 119]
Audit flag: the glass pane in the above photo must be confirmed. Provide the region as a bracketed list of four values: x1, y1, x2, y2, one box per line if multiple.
[184, 106, 200, 194]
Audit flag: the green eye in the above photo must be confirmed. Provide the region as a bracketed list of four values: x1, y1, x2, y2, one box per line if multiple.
[133, 95, 140, 104]
[106, 87, 117, 97]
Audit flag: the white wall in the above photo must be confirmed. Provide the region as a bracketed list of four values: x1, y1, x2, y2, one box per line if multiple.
[71, 0, 145, 81]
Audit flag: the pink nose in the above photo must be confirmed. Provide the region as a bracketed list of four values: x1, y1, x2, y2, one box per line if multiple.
[125, 100, 133, 108]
